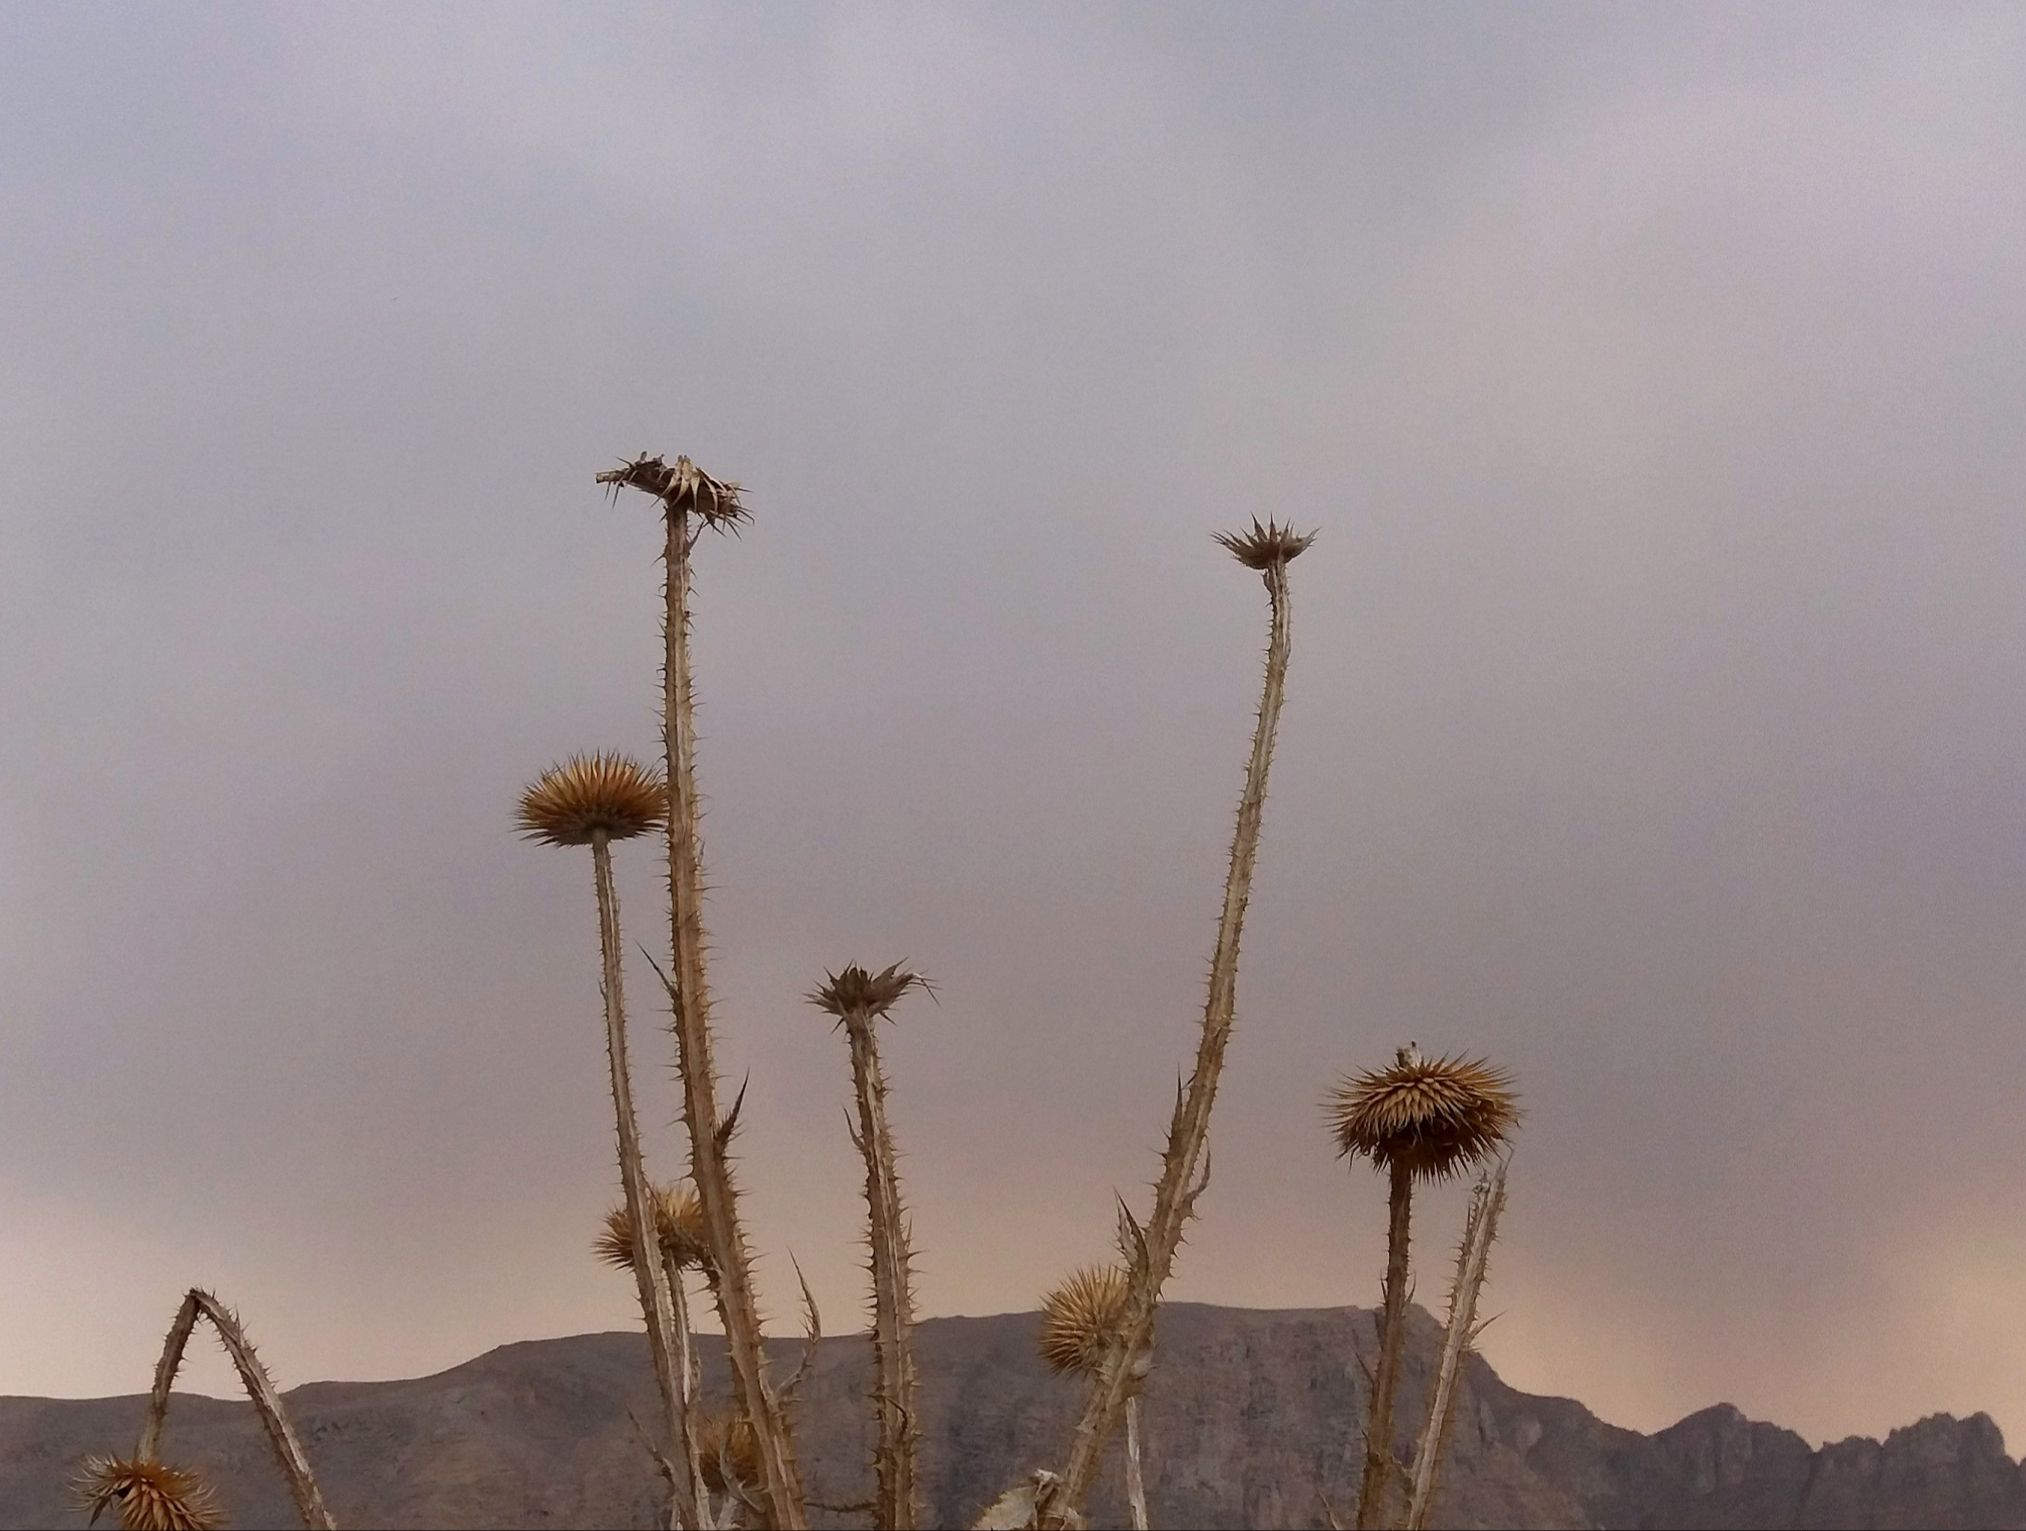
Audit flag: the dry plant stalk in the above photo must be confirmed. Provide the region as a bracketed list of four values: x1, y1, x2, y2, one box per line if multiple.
[1404, 1154, 1510, 1531]
[1039, 1265, 1147, 1530]
[119, 1288, 335, 1530]
[596, 452, 805, 1529]
[1042, 519, 1313, 1527]
[521, 753, 696, 1529]
[811, 964, 932, 1531]
[596, 1181, 718, 1522]
[1330, 1047, 1517, 1530]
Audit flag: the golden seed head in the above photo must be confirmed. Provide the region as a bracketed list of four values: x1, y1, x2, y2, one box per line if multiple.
[807, 963, 932, 1025]
[592, 1183, 713, 1275]
[1038, 1265, 1132, 1377]
[595, 452, 749, 530]
[1214, 517, 1316, 571]
[1327, 1049, 1518, 1182]
[74, 1456, 223, 1531]
[693, 1411, 761, 1494]
[516, 753, 668, 847]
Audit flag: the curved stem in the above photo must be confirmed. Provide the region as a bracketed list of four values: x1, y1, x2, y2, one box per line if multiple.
[187, 1290, 335, 1530]
[661, 511, 805, 1527]
[1357, 1162, 1415, 1531]
[846, 1014, 919, 1530]
[1046, 559, 1295, 1524]
[592, 832, 695, 1531]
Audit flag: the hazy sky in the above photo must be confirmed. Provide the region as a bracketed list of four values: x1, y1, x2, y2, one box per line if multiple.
[5, 2, 2025, 1453]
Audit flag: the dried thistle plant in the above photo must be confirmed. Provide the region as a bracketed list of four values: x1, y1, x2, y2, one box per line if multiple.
[1403, 1155, 1511, 1531]
[598, 451, 805, 1529]
[1329, 1047, 1517, 1530]
[520, 754, 696, 1529]
[810, 963, 932, 1531]
[1043, 519, 1312, 1526]
[74, 1456, 221, 1531]
[107, 1289, 334, 1530]
[1039, 1267, 1147, 1530]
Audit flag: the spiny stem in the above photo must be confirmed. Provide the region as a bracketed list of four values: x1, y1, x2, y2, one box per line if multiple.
[1357, 1161, 1415, 1531]
[1404, 1157, 1510, 1531]
[660, 508, 805, 1527]
[845, 1011, 920, 1529]
[591, 831, 696, 1531]
[137, 1292, 202, 1463]
[1045, 553, 1299, 1524]
[186, 1290, 335, 1530]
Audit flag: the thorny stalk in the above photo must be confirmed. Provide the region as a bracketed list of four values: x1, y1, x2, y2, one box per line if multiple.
[1404, 1156, 1510, 1531]
[1042, 524, 1309, 1526]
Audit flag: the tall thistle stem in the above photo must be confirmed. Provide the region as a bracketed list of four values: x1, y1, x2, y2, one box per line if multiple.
[520, 753, 695, 1529]
[1404, 1156, 1509, 1531]
[849, 1014, 919, 1529]
[812, 964, 929, 1531]
[592, 829, 696, 1531]
[1043, 521, 1311, 1526]
[1358, 1160, 1415, 1530]
[657, 490, 805, 1528]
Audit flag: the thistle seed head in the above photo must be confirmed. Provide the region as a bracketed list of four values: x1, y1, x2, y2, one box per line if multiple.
[592, 1183, 713, 1275]
[1038, 1265, 1132, 1378]
[595, 453, 749, 530]
[517, 753, 668, 846]
[1328, 1051, 1518, 1182]
[807, 963, 932, 1025]
[74, 1456, 222, 1531]
[1214, 517, 1316, 571]
[694, 1411, 762, 1494]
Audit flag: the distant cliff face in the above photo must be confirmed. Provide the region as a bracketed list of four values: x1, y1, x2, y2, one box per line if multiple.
[5, 1304, 2024, 1530]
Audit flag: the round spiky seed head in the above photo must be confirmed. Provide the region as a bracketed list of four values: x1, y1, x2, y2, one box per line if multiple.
[516, 753, 668, 846]
[694, 1411, 761, 1494]
[74, 1456, 222, 1531]
[594, 453, 749, 530]
[1214, 517, 1316, 571]
[1328, 1051, 1518, 1182]
[593, 1183, 714, 1275]
[1038, 1265, 1132, 1378]
[807, 963, 933, 1025]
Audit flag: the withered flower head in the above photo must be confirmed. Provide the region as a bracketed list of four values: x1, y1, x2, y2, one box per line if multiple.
[1038, 1265, 1132, 1378]
[1328, 1050, 1518, 1182]
[694, 1411, 761, 1495]
[74, 1456, 222, 1531]
[516, 753, 668, 846]
[595, 453, 749, 530]
[592, 1183, 714, 1275]
[1214, 517, 1316, 571]
[807, 963, 932, 1025]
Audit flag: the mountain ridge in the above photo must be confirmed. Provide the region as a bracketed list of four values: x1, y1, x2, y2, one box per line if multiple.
[6, 1303, 2022, 1529]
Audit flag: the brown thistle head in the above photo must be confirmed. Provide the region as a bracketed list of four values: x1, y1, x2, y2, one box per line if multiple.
[1214, 517, 1316, 572]
[592, 1182, 714, 1276]
[807, 963, 933, 1026]
[694, 1411, 762, 1495]
[1328, 1049, 1518, 1182]
[1038, 1265, 1133, 1379]
[73, 1456, 222, 1531]
[516, 753, 668, 846]
[595, 453, 749, 531]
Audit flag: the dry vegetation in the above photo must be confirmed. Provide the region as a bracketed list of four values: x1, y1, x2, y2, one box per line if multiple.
[76, 453, 1521, 1531]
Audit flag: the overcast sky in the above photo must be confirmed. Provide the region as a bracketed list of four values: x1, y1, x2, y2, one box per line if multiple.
[5, 2, 2025, 1453]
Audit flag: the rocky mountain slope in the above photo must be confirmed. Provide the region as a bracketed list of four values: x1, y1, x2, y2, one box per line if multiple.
[5, 1304, 2022, 1529]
